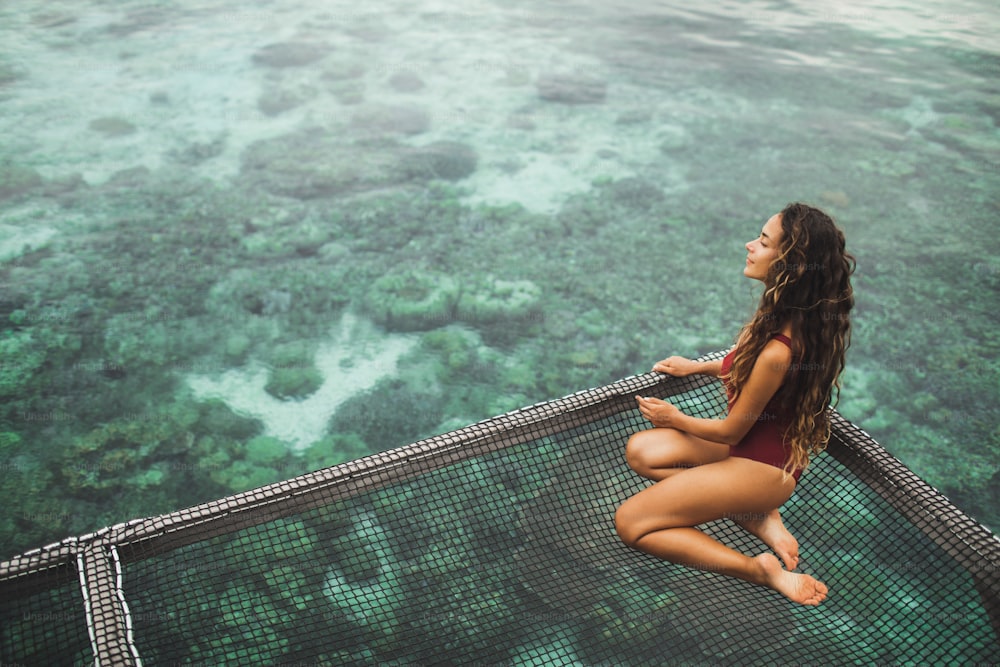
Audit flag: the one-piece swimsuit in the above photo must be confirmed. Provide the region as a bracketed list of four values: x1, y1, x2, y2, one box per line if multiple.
[720, 334, 803, 482]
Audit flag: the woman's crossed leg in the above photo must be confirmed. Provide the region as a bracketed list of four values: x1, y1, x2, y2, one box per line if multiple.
[625, 427, 801, 571]
[616, 433, 828, 605]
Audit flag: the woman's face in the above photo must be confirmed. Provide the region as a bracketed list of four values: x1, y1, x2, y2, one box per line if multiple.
[744, 213, 784, 282]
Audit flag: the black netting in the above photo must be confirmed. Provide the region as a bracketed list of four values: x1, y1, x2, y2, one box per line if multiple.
[0, 559, 91, 666]
[2, 365, 998, 665]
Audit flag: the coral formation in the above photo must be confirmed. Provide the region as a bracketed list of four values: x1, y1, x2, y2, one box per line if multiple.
[187, 313, 418, 450]
[350, 104, 431, 136]
[239, 131, 477, 199]
[251, 42, 329, 68]
[456, 277, 542, 325]
[362, 270, 460, 332]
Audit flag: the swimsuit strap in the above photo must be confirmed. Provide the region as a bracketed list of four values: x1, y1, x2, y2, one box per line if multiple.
[772, 333, 792, 348]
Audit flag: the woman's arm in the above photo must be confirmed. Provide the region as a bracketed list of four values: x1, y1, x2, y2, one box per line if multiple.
[652, 356, 724, 378]
[637, 340, 791, 445]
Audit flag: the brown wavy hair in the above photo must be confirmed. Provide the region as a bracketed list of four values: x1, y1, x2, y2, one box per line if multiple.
[726, 202, 855, 477]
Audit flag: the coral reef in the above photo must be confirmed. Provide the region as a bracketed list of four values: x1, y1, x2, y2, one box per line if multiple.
[239, 130, 477, 199]
[0, 163, 44, 201]
[323, 513, 403, 653]
[187, 313, 418, 450]
[362, 269, 460, 332]
[456, 277, 542, 326]
[350, 104, 431, 136]
[251, 42, 330, 68]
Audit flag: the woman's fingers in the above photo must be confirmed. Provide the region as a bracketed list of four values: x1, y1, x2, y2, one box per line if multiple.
[653, 356, 689, 375]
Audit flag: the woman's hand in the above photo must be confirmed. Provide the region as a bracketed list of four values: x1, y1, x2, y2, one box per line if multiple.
[635, 396, 683, 428]
[652, 356, 696, 376]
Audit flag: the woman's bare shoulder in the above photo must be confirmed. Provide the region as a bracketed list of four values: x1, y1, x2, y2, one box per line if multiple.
[757, 337, 793, 373]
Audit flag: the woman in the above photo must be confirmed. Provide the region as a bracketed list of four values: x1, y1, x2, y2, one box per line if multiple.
[614, 202, 854, 606]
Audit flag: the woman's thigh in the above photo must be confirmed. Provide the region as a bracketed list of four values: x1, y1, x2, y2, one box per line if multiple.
[626, 427, 731, 472]
[616, 457, 796, 543]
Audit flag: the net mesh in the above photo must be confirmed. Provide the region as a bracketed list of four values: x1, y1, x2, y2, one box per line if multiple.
[2, 357, 998, 665]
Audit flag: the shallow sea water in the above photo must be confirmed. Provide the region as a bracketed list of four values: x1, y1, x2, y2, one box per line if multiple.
[0, 0, 998, 559]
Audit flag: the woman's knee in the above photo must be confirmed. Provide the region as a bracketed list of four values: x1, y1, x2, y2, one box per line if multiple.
[625, 429, 665, 473]
[615, 495, 689, 549]
[614, 499, 643, 548]
[624, 431, 647, 473]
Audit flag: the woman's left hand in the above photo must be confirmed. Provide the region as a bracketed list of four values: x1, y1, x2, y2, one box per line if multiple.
[635, 396, 682, 428]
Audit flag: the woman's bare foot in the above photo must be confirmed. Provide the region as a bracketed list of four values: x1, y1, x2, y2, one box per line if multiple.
[735, 508, 799, 570]
[754, 553, 828, 606]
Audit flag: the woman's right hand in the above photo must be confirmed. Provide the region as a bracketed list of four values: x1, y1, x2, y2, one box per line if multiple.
[652, 356, 697, 376]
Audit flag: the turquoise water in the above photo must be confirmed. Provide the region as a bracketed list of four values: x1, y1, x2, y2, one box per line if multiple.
[0, 0, 997, 558]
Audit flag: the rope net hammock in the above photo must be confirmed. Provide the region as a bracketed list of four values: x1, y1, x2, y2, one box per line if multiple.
[2, 351, 998, 665]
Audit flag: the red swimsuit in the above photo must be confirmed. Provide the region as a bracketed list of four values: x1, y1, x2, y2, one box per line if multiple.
[720, 334, 803, 482]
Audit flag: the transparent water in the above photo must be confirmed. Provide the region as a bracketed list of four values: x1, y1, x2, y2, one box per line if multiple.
[0, 0, 997, 560]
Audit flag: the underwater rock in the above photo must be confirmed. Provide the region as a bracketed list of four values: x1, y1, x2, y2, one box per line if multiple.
[168, 136, 226, 165]
[657, 124, 688, 150]
[186, 582, 288, 662]
[787, 477, 880, 549]
[388, 70, 425, 92]
[605, 177, 665, 211]
[257, 86, 304, 117]
[0, 330, 46, 397]
[326, 379, 444, 453]
[252, 41, 329, 68]
[328, 78, 365, 105]
[240, 130, 476, 199]
[39, 172, 85, 199]
[0, 58, 27, 87]
[536, 71, 607, 104]
[920, 113, 1000, 156]
[297, 432, 370, 474]
[239, 130, 404, 199]
[508, 626, 583, 666]
[342, 14, 392, 42]
[264, 364, 324, 400]
[506, 112, 536, 131]
[60, 413, 196, 498]
[101, 166, 151, 190]
[455, 277, 541, 325]
[819, 190, 850, 208]
[0, 431, 21, 452]
[324, 513, 403, 652]
[187, 313, 417, 450]
[105, 7, 170, 36]
[363, 269, 460, 331]
[245, 435, 286, 465]
[661, 575, 799, 661]
[350, 104, 431, 136]
[401, 141, 478, 181]
[0, 163, 44, 200]
[88, 116, 137, 136]
[322, 61, 366, 81]
[616, 108, 653, 125]
[210, 459, 282, 493]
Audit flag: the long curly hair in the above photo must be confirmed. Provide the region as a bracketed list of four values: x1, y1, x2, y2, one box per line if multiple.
[726, 202, 855, 477]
